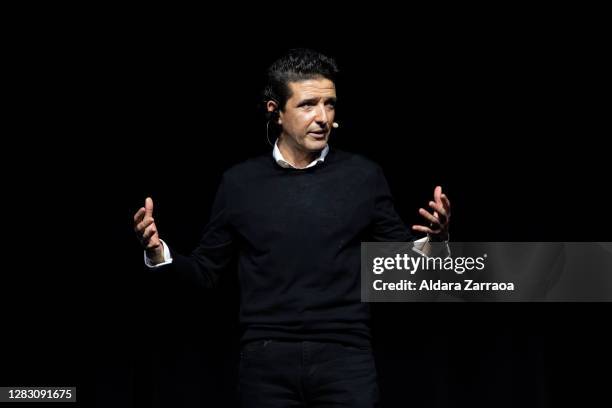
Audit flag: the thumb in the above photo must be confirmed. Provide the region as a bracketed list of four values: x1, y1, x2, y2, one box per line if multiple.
[145, 197, 154, 217]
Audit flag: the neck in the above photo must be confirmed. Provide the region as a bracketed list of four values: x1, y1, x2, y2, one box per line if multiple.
[277, 136, 320, 168]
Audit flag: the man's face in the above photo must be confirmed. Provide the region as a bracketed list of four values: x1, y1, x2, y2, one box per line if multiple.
[278, 77, 337, 153]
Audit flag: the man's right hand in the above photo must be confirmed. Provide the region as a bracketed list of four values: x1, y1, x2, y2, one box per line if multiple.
[134, 197, 165, 265]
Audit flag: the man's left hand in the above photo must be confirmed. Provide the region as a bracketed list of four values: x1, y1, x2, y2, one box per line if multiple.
[412, 186, 451, 241]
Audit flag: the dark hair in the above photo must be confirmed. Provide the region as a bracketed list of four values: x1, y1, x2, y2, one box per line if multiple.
[263, 48, 339, 121]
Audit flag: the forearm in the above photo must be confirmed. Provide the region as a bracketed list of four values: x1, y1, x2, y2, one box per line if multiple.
[145, 239, 234, 290]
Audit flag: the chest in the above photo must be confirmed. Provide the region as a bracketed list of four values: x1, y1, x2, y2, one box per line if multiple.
[232, 174, 373, 240]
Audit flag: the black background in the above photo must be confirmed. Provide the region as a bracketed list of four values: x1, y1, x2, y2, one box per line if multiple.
[2, 7, 610, 407]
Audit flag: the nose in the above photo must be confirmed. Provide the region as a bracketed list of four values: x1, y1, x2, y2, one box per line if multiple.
[314, 104, 329, 126]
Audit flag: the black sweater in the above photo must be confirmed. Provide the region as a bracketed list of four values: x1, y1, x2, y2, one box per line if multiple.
[165, 148, 414, 347]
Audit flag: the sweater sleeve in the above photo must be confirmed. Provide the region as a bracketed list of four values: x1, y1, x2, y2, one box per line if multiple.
[370, 165, 415, 242]
[155, 174, 237, 289]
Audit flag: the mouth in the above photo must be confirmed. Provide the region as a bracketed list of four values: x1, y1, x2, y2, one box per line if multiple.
[308, 130, 327, 139]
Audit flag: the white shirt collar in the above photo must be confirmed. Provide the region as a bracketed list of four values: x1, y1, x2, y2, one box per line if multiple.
[272, 140, 329, 169]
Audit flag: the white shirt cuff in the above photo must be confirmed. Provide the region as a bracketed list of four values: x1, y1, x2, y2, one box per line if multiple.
[144, 239, 173, 268]
[412, 236, 451, 258]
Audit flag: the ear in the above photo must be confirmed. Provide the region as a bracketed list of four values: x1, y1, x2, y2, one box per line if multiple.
[266, 100, 281, 124]
[266, 100, 277, 113]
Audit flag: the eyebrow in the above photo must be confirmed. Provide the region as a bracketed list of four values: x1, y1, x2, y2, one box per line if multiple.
[297, 97, 338, 105]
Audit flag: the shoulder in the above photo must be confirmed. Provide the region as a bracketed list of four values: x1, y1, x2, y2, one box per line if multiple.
[220, 152, 273, 185]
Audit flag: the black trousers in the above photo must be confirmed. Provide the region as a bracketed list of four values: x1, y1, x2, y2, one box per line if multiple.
[238, 339, 380, 407]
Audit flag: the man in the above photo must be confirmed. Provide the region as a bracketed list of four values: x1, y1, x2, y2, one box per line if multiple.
[134, 48, 450, 407]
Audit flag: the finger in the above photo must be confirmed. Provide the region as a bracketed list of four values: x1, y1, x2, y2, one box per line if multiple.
[412, 224, 441, 235]
[133, 207, 145, 224]
[142, 224, 158, 242]
[145, 197, 154, 218]
[441, 194, 451, 215]
[419, 208, 440, 226]
[145, 239, 161, 250]
[434, 186, 442, 204]
[135, 217, 155, 234]
[429, 201, 448, 220]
